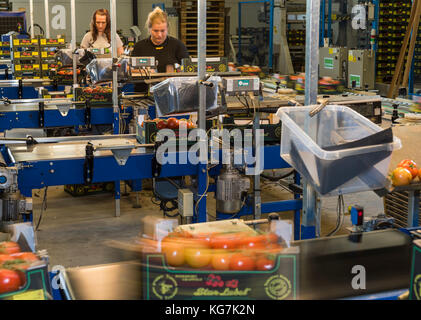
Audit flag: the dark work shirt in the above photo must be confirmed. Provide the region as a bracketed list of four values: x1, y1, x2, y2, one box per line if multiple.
[132, 36, 189, 73]
[131, 36, 189, 93]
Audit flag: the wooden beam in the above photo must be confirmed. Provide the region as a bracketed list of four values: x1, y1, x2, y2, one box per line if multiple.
[402, 0, 421, 88]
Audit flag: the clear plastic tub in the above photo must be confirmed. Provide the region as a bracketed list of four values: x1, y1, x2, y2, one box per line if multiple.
[276, 105, 402, 196]
[151, 76, 219, 117]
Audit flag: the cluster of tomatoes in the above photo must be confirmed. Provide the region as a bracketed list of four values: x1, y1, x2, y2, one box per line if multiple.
[0, 241, 40, 295]
[57, 69, 81, 76]
[157, 230, 282, 272]
[391, 159, 421, 186]
[83, 86, 113, 94]
[145, 118, 197, 130]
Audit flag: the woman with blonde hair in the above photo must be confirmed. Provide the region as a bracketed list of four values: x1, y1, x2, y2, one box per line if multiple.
[81, 8, 124, 56]
[132, 7, 189, 75]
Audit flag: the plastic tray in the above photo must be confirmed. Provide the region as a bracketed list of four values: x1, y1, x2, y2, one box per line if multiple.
[276, 105, 401, 196]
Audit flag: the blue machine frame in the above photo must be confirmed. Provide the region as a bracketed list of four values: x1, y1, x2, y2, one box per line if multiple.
[0, 104, 133, 133]
[1, 143, 303, 239]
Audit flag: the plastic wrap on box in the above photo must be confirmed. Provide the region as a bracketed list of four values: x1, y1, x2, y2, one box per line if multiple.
[151, 76, 219, 117]
[56, 48, 85, 66]
[86, 58, 129, 84]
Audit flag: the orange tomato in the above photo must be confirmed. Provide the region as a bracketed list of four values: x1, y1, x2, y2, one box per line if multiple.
[211, 251, 231, 270]
[161, 237, 186, 267]
[0, 242, 20, 255]
[184, 246, 212, 269]
[0, 254, 15, 264]
[11, 252, 39, 262]
[391, 167, 413, 186]
[397, 159, 418, 179]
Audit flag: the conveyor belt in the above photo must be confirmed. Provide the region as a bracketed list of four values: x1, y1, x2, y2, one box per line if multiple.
[7, 135, 149, 163]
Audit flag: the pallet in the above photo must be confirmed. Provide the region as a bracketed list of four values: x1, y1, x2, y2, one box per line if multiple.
[181, 16, 224, 23]
[180, 11, 224, 18]
[183, 39, 225, 47]
[174, 0, 225, 7]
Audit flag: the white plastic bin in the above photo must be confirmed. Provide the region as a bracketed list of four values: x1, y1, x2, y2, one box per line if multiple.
[276, 105, 401, 196]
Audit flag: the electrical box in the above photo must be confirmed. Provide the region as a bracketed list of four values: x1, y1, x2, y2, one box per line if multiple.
[131, 56, 156, 68]
[178, 188, 193, 217]
[347, 49, 376, 90]
[319, 47, 348, 80]
[223, 76, 260, 96]
[181, 57, 228, 73]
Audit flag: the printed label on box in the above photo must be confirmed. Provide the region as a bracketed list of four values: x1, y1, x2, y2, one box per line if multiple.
[324, 57, 334, 70]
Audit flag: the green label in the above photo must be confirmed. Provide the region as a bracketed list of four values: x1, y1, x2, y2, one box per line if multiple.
[324, 57, 334, 70]
[350, 74, 361, 87]
[237, 80, 250, 87]
[143, 254, 298, 300]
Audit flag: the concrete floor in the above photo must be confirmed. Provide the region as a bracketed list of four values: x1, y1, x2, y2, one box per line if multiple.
[32, 179, 383, 269]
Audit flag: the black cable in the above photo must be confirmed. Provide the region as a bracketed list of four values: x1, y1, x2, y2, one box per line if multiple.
[236, 95, 248, 108]
[261, 169, 295, 181]
[326, 195, 345, 237]
[35, 187, 48, 231]
[161, 199, 180, 218]
[151, 196, 161, 206]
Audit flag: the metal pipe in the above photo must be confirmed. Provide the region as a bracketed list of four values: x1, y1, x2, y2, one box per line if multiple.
[302, 0, 321, 239]
[110, 0, 119, 134]
[197, 0, 208, 222]
[71, 0, 77, 86]
[243, 218, 269, 225]
[198, 0, 206, 130]
[269, 0, 274, 69]
[29, 0, 34, 38]
[44, 0, 50, 39]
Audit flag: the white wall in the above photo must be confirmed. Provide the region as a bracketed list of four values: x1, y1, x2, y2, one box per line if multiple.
[11, 0, 145, 42]
[9, 0, 248, 42]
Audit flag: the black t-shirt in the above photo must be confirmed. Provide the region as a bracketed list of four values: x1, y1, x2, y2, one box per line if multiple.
[132, 36, 189, 73]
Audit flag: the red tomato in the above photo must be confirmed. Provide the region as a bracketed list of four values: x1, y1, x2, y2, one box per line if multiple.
[397, 159, 418, 179]
[239, 235, 267, 250]
[184, 246, 212, 269]
[210, 234, 241, 250]
[161, 237, 187, 267]
[211, 251, 231, 270]
[156, 120, 167, 130]
[193, 233, 213, 247]
[256, 256, 276, 271]
[166, 118, 179, 130]
[0, 242, 20, 254]
[0, 268, 21, 294]
[229, 253, 256, 271]
[11, 252, 39, 262]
